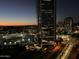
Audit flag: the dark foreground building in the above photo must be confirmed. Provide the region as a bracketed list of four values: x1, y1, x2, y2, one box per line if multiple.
[38, 0, 56, 40]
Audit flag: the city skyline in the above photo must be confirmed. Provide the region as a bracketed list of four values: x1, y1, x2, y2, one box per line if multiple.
[0, 0, 79, 26]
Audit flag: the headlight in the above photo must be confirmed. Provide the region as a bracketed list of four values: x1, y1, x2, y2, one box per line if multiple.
[4, 42, 7, 45]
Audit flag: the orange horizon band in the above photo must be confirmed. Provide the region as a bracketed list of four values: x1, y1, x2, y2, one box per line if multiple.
[0, 22, 37, 26]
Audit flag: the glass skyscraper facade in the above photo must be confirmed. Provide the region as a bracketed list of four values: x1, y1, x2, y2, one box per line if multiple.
[64, 17, 73, 34]
[37, 0, 56, 40]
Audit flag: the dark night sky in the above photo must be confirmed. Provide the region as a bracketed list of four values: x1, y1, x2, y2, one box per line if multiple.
[57, 0, 79, 23]
[0, 0, 37, 25]
[0, 0, 79, 25]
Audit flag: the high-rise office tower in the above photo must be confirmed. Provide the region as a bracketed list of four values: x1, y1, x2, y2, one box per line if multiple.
[64, 17, 73, 34]
[37, 0, 56, 40]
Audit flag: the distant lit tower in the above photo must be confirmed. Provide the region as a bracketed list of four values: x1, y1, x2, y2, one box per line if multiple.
[64, 17, 73, 34]
[37, 0, 56, 40]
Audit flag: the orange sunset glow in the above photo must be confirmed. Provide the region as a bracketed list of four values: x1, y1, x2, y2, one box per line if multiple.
[0, 22, 37, 26]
